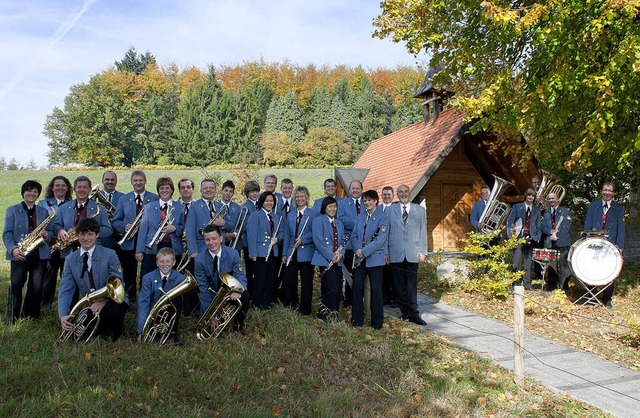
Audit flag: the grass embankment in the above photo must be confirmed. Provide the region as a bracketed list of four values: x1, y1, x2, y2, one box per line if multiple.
[1, 301, 606, 416]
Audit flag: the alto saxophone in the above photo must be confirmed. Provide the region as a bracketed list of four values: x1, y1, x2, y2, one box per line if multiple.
[141, 271, 198, 344]
[17, 208, 57, 256]
[195, 274, 245, 340]
[59, 276, 125, 342]
[51, 206, 101, 253]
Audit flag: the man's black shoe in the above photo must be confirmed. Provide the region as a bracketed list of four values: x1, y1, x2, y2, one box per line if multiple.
[408, 316, 427, 326]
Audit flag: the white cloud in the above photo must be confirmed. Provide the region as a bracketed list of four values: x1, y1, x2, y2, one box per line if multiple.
[0, 0, 425, 166]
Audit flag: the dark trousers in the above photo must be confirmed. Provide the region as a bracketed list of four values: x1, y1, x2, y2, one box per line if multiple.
[545, 246, 570, 290]
[8, 257, 47, 323]
[242, 247, 255, 295]
[351, 263, 384, 329]
[178, 253, 199, 316]
[42, 251, 64, 309]
[317, 264, 342, 321]
[342, 249, 355, 305]
[117, 249, 139, 301]
[281, 259, 314, 315]
[252, 256, 278, 309]
[513, 241, 534, 287]
[96, 300, 129, 341]
[391, 260, 419, 319]
[382, 264, 395, 304]
[273, 243, 285, 301]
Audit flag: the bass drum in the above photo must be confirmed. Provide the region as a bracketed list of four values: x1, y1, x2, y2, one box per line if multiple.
[568, 237, 623, 286]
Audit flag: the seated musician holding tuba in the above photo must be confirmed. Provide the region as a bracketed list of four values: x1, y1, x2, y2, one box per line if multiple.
[195, 225, 249, 334]
[137, 247, 191, 345]
[58, 218, 128, 341]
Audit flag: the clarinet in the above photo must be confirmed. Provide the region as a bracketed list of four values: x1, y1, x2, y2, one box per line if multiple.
[320, 235, 351, 278]
[352, 227, 381, 270]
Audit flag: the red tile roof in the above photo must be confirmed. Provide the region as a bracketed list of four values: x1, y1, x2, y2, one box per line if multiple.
[353, 108, 468, 198]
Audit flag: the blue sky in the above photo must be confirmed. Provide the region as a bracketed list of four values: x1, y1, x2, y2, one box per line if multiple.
[0, 0, 424, 167]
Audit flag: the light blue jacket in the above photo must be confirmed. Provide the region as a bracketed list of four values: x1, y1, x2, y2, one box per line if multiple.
[52, 199, 112, 258]
[194, 246, 246, 316]
[311, 215, 346, 267]
[3, 203, 54, 260]
[386, 202, 427, 263]
[351, 207, 388, 267]
[136, 200, 185, 255]
[283, 208, 317, 263]
[247, 209, 284, 258]
[112, 191, 159, 251]
[137, 268, 184, 334]
[506, 202, 541, 242]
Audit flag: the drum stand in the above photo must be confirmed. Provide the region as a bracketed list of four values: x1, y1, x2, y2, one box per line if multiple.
[573, 280, 613, 308]
[532, 258, 556, 291]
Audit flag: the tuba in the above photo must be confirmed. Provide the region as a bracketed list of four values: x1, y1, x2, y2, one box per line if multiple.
[89, 184, 116, 221]
[477, 175, 514, 235]
[51, 206, 101, 253]
[536, 169, 566, 211]
[195, 274, 245, 340]
[18, 208, 56, 256]
[59, 276, 125, 342]
[141, 271, 198, 344]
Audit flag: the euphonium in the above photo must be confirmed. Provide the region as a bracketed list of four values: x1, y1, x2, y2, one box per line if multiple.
[117, 207, 144, 247]
[18, 208, 56, 256]
[59, 276, 125, 342]
[477, 175, 514, 235]
[89, 184, 116, 221]
[536, 169, 566, 211]
[195, 274, 245, 340]
[51, 206, 101, 252]
[145, 205, 175, 250]
[141, 271, 198, 344]
[198, 204, 228, 235]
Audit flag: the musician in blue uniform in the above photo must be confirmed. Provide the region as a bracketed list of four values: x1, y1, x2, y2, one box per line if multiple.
[195, 225, 249, 332]
[281, 186, 317, 315]
[136, 177, 185, 280]
[247, 191, 284, 309]
[312, 178, 342, 212]
[217, 180, 242, 247]
[99, 170, 124, 250]
[240, 180, 260, 293]
[38, 175, 72, 309]
[137, 247, 184, 343]
[351, 189, 388, 329]
[112, 169, 158, 301]
[541, 192, 572, 291]
[312, 197, 346, 322]
[506, 188, 541, 290]
[337, 180, 363, 306]
[584, 181, 625, 307]
[58, 218, 128, 341]
[185, 179, 225, 259]
[4, 180, 53, 323]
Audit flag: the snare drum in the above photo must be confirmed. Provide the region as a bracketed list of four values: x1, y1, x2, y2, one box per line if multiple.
[533, 248, 559, 262]
[568, 237, 623, 286]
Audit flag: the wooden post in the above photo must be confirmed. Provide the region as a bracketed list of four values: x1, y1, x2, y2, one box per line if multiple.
[513, 285, 525, 386]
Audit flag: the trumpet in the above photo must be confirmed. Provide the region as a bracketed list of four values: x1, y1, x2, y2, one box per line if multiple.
[230, 207, 249, 249]
[199, 204, 228, 235]
[59, 276, 125, 342]
[265, 216, 282, 262]
[195, 274, 245, 340]
[141, 271, 198, 344]
[51, 206, 101, 253]
[117, 207, 144, 247]
[89, 184, 116, 221]
[18, 208, 56, 256]
[145, 205, 175, 250]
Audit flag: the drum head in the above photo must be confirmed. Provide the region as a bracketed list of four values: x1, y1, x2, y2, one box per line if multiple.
[569, 237, 623, 286]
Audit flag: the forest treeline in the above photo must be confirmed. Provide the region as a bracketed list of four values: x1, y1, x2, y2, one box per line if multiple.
[44, 48, 425, 168]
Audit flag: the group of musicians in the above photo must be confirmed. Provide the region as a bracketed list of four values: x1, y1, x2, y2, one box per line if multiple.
[4, 171, 429, 341]
[471, 176, 625, 308]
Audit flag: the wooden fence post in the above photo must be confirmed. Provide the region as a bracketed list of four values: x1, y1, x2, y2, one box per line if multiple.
[513, 285, 525, 386]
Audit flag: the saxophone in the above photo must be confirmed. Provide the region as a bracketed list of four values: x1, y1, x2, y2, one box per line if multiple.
[195, 274, 245, 340]
[59, 275, 125, 342]
[51, 206, 101, 253]
[17, 208, 57, 256]
[141, 271, 198, 344]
